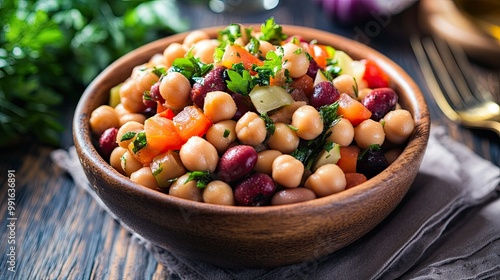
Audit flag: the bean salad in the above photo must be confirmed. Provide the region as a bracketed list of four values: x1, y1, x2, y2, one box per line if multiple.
[90, 18, 416, 206]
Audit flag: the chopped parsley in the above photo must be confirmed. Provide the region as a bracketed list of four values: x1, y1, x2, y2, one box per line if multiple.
[120, 131, 137, 142]
[169, 51, 213, 83]
[185, 170, 213, 189]
[258, 17, 287, 45]
[223, 129, 231, 138]
[131, 131, 147, 153]
[260, 113, 276, 138]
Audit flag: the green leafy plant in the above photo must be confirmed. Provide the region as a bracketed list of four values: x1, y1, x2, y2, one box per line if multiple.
[0, 0, 188, 147]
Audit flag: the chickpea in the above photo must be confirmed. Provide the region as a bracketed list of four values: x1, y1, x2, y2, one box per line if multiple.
[272, 154, 304, 188]
[282, 42, 310, 78]
[163, 43, 188, 68]
[271, 188, 317, 205]
[304, 164, 346, 197]
[333, 74, 357, 97]
[116, 121, 144, 149]
[110, 146, 127, 175]
[354, 119, 385, 149]
[267, 123, 300, 154]
[205, 120, 237, 154]
[179, 136, 219, 172]
[203, 91, 237, 123]
[131, 63, 147, 80]
[384, 147, 404, 165]
[119, 79, 147, 113]
[382, 109, 415, 144]
[119, 113, 146, 126]
[183, 30, 210, 48]
[291, 105, 323, 140]
[147, 53, 165, 67]
[130, 167, 160, 190]
[120, 150, 143, 176]
[326, 118, 354, 147]
[357, 88, 372, 101]
[192, 39, 218, 64]
[203, 180, 235, 205]
[89, 105, 120, 135]
[254, 150, 282, 175]
[257, 40, 275, 57]
[169, 173, 203, 202]
[235, 112, 267, 146]
[159, 72, 192, 111]
[136, 68, 160, 95]
[151, 151, 186, 189]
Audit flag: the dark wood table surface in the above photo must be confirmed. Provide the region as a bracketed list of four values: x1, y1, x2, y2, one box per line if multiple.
[1, 1, 499, 279]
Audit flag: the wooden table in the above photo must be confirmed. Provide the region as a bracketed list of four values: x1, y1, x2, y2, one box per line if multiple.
[1, 1, 498, 279]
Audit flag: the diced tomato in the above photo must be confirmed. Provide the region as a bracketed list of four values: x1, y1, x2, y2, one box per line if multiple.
[221, 44, 264, 71]
[290, 74, 314, 97]
[361, 59, 389, 88]
[157, 108, 175, 119]
[345, 173, 367, 189]
[145, 115, 184, 152]
[336, 145, 360, 174]
[173, 106, 212, 141]
[129, 141, 161, 166]
[337, 93, 372, 126]
[310, 44, 331, 69]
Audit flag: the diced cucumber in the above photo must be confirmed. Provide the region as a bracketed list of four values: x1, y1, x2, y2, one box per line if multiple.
[334, 51, 353, 76]
[312, 142, 341, 172]
[249, 86, 294, 114]
[109, 83, 122, 108]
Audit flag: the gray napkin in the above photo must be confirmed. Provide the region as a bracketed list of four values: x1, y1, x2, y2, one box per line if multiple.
[51, 126, 500, 279]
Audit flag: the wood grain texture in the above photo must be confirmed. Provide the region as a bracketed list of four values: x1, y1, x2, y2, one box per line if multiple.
[0, 0, 498, 279]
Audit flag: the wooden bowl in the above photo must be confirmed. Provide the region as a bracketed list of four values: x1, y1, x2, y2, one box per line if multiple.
[73, 25, 430, 268]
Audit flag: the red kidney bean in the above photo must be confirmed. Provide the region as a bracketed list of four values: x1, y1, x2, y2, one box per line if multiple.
[99, 127, 118, 160]
[361, 87, 398, 121]
[306, 58, 320, 78]
[231, 93, 254, 121]
[190, 66, 227, 108]
[234, 173, 276, 206]
[309, 81, 340, 109]
[217, 145, 258, 182]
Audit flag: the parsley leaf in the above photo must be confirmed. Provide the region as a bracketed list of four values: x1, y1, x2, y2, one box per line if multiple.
[120, 131, 137, 142]
[259, 17, 287, 45]
[169, 51, 214, 83]
[185, 170, 213, 189]
[132, 131, 147, 153]
[226, 68, 253, 95]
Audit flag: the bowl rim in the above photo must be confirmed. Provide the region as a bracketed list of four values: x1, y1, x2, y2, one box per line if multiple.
[73, 24, 430, 215]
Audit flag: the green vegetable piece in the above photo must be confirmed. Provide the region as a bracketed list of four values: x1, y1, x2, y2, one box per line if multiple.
[132, 131, 147, 153]
[185, 170, 213, 189]
[311, 142, 341, 171]
[259, 17, 287, 45]
[109, 83, 122, 107]
[249, 86, 294, 114]
[120, 131, 137, 142]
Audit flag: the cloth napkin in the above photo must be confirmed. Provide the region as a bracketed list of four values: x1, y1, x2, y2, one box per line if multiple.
[51, 126, 500, 279]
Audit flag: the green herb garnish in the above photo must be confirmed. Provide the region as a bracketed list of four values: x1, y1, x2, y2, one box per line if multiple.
[185, 170, 213, 189]
[223, 129, 231, 138]
[259, 17, 287, 45]
[120, 131, 137, 142]
[131, 131, 147, 153]
[169, 51, 213, 83]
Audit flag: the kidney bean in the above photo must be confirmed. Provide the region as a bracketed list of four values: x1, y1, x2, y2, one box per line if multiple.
[99, 127, 118, 160]
[361, 87, 398, 121]
[309, 81, 340, 109]
[217, 145, 258, 182]
[234, 173, 276, 206]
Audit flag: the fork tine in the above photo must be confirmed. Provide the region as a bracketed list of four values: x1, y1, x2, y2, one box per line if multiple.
[410, 35, 461, 122]
[420, 37, 466, 110]
[432, 36, 481, 108]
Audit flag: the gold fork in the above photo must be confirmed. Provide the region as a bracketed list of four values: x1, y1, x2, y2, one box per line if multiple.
[410, 35, 500, 137]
